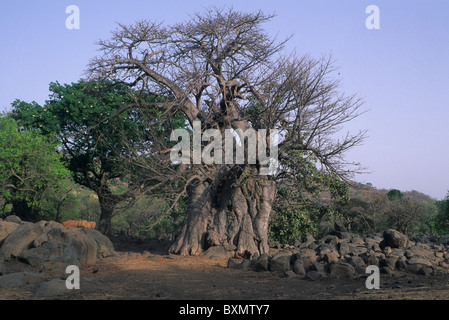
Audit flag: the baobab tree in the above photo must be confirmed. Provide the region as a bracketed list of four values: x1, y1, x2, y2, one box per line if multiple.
[87, 7, 367, 257]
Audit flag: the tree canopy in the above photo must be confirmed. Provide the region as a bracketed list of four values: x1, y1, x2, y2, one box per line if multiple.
[11, 79, 182, 234]
[84, 7, 367, 256]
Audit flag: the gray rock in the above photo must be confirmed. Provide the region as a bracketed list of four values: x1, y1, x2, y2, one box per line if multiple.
[269, 256, 291, 272]
[1, 223, 45, 260]
[271, 250, 292, 261]
[19, 241, 79, 271]
[361, 251, 379, 266]
[316, 244, 335, 255]
[305, 271, 325, 281]
[321, 235, 338, 245]
[284, 270, 299, 278]
[382, 229, 409, 248]
[0, 257, 6, 276]
[47, 228, 98, 265]
[396, 258, 407, 270]
[0, 272, 46, 287]
[253, 254, 270, 271]
[348, 245, 368, 256]
[299, 257, 312, 273]
[227, 258, 241, 269]
[350, 237, 365, 246]
[385, 257, 398, 270]
[292, 259, 306, 276]
[200, 246, 234, 260]
[323, 251, 340, 263]
[299, 249, 317, 263]
[0, 220, 20, 246]
[4, 215, 22, 224]
[407, 256, 432, 267]
[303, 234, 315, 244]
[336, 231, 352, 239]
[35, 279, 68, 298]
[227, 258, 252, 269]
[421, 266, 435, 276]
[380, 266, 393, 275]
[407, 263, 424, 274]
[32, 234, 50, 248]
[334, 221, 347, 232]
[347, 256, 366, 273]
[326, 261, 356, 276]
[310, 261, 325, 273]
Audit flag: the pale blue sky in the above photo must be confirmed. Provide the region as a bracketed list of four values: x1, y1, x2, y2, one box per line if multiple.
[1, 1, 448, 199]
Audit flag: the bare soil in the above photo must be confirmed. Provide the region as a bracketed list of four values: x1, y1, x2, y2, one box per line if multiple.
[2, 238, 449, 301]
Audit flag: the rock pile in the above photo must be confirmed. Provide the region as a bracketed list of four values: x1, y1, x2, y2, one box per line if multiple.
[227, 223, 449, 279]
[0, 216, 116, 275]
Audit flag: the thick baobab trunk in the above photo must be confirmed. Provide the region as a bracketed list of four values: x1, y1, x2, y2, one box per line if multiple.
[169, 170, 277, 258]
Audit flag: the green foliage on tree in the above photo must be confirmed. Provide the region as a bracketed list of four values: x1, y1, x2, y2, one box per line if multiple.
[268, 151, 349, 244]
[11, 79, 187, 234]
[11, 80, 150, 232]
[435, 192, 449, 235]
[387, 189, 404, 201]
[0, 117, 70, 221]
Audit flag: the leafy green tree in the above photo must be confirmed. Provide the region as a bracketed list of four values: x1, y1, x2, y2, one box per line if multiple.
[269, 151, 349, 244]
[12, 79, 186, 235]
[436, 192, 449, 235]
[387, 189, 404, 201]
[0, 117, 70, 221]
[12, 80, 146, 234]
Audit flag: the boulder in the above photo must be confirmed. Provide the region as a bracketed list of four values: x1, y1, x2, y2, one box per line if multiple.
[0, 272, 47, 287]
[334, 221, 347, 232]
[4, 215, 22, 224]
[253, 254, 269, 271]
[347, 256, 366, 273]
[384, 257, 398, 270]
[305, 271, 325, 281]
[47, 228, 97, 265]
[35, 279, 68, 298]
[332, 222, 351, 239]
[298, 249, 317, 263]
[284, 270, 299, 278]
[19, 241, 79, 271]
[292, 259, 306, 276]
[269, 256, 291, 272]
[326, 261, 356, 276]
[310, 261, 325, 273]
[323, 251, 340, 264]
[407, 256, 432, 267]
[0, 220, 20, 246]
[316, 244, 335, 255]
[0, 257, 5, 276]
[227, 258, 252, 269]
[382, 229, 409, 248]
[303, 234, 315, 244]
[0, 223, 45, 260]
[200, 246, 234, 260]
[271, 250, 292, 261]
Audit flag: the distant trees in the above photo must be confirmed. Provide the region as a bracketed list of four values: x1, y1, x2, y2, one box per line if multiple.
[387, 189, 403, 201]
[435, 192, 449, 234]
[332, 185, 443, 236]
